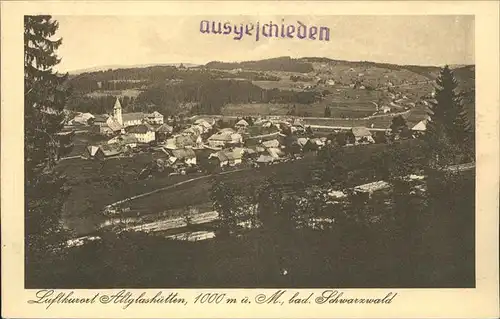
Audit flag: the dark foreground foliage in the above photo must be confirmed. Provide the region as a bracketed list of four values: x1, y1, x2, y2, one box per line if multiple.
[26, 168, 474, 289]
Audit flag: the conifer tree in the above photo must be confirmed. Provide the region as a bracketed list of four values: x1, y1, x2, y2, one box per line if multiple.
[24, 15, 70, 273]
[324, 105, 331, 118]
[425, 65, 472, 165]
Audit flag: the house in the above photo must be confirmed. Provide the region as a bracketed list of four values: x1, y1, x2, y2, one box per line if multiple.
[349, 127, 375, 144]
[156, 123, 174, 141]
[225, 148, 245, 166]
[235, 119, 249, 129]
[242, 147, 259, 159]
[85, 143, 122, 160]
[411, 119, 428, 138]
[183, 125, 203, 136]
[194, 118, 215, 128]
[209, 151, 229, 167]
[290, 125, 304, 134]
[122, 112, 146, 127]
[219, 127, 236, 134]
[256, 154, 275, 165]
[260, 121, 273, 128]
[262, 139, 280, 149]
[310, 138, 326, 147]
[209, 148, 244, 167]
[146, 111, 164, 125]
[303, 138, 325, 152]
[169, 148, 197, 166]
[125, 123, 156, 143]
[412, 119, 427, 132]
[195, 120, 213, 131]
[297, 137, 309, 149]
[380, 105, 391, 114]
[207, 131, 242, 147]
[104, 116, 123, 134]
[165, 134, 197, 149]
[70, 112, 94, 126]
[193, 124, 210, 134]
[267, 147, 284, 160]
[85, 145, 101, 158]
[93, 114, 109, 126]
[247, 145, 267, 155]
[107, 134, 139, 148]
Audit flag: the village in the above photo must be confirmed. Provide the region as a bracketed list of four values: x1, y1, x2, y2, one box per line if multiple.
[20, 14, 478, 290]
[65, 97, 428, 181]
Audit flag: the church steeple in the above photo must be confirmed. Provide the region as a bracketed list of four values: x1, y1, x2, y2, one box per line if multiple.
[113, 97, 123, 125]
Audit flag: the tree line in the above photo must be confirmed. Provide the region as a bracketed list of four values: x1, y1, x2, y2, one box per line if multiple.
[205, 56, 314, 73]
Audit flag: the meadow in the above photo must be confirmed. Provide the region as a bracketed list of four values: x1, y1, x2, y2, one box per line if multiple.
[59, 137, 418, 236]
[116, 140, 425, 226]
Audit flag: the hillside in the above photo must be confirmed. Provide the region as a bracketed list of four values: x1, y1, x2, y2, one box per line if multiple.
[68, 63, 200, 75]
[64, 57, 475, 125]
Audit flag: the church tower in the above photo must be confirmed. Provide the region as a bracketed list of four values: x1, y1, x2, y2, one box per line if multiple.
[113, 97, 123, 126]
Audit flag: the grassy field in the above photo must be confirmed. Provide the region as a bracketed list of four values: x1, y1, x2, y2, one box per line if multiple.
[221, 82, 435, 118]
[62, 139, 408, 236]
[252, 79, 310, 91]
[222, 103, 291, 116]
[56, 151, 204, 236]
[302, 104, 429, 128]
[120, 140, 425, 221]
[310, 62, 436, 87]
[86, 89, 143, 98]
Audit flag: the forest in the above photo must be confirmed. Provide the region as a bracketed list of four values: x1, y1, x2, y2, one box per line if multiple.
[66, 79, 322, 115]
[205, 56, 314, 73]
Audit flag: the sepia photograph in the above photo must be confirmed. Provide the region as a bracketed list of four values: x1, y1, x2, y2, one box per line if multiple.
[22, 14, 478, 289]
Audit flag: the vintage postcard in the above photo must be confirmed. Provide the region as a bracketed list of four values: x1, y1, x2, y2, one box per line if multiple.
[1, 1, 499, 318]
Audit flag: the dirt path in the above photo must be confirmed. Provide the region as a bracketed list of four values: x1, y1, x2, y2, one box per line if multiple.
[105, 168, 251, 209]
[67, 161, 474, 247]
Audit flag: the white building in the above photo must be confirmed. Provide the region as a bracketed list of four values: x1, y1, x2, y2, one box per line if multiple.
[125, 123, 156, 143]
[146, 111, 164, 125]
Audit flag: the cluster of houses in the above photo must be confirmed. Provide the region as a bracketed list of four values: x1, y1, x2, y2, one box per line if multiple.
[69, 97, 429, 175]
[70, 98, 172, 159]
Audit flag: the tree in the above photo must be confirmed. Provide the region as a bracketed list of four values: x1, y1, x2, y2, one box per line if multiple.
[210, 179, 245, 237]
[390, 115, 408, 135]
[425, 66, 472, 164]
[305, 125, 314, 136]
[24, 15, 70, 279]
[335, 131, 347, 147]
[324, 105, 331, 118]
[373, 131, 388, 144]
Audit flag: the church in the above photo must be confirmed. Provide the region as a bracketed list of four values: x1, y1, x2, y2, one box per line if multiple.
[100, 98, 164, 143]
[111, 98, 146, 128]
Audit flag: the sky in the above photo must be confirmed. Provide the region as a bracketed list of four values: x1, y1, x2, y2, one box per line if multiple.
[53, 15, 475, 73]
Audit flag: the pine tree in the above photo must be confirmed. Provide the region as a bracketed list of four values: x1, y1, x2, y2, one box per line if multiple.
[24, 15, 70, 277]
[425, 66, 472, 166]
[324, 105, 331, 118]
[390, 115, 408, 134]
